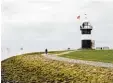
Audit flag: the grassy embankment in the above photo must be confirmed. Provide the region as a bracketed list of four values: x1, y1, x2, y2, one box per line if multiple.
[1, 51, 113, 83]
[21, 50, 71, 56]
[60, 50, 113, 63]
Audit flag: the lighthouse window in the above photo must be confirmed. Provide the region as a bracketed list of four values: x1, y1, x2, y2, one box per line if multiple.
[87, 30, 91, 34]
[87, 22, 88, 26]
[83, 30, 85, 34]
[82, 23, 85, 27]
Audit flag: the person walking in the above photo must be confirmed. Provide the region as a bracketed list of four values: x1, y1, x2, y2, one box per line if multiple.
[45, 49, 48, 55]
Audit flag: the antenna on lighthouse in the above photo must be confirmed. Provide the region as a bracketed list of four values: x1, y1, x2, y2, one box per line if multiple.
[84, 14, 88, 22]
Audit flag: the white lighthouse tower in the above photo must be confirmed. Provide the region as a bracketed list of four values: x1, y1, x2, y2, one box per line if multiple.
[80, 16, 93, 49]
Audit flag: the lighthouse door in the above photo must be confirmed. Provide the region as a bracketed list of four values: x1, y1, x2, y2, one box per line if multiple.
[82, 40, 92, 49]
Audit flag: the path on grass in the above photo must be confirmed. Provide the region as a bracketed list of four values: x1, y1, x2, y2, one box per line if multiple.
[42, 51, 113, 68]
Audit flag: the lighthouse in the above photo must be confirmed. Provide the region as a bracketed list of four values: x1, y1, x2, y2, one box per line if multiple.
[80, 16, 93, 49]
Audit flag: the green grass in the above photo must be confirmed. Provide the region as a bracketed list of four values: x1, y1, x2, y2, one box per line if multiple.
[1, 53, 113, 83]
[47, 50, 70, 54]
[60, 50, 113, 63]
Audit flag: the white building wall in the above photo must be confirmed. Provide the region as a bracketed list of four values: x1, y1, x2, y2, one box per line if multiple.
[81, 34, 92, 40]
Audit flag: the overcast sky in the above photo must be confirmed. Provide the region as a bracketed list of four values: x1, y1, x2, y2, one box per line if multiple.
[1, 0, 113, 51]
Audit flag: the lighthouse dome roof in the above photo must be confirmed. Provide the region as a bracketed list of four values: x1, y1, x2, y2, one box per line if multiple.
[82, 21, 91, 26]
[80, 21, 93, 29]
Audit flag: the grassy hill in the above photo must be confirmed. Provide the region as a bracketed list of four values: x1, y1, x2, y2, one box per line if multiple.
[1, 51, 113, 83]
[60, 50, 113, 63]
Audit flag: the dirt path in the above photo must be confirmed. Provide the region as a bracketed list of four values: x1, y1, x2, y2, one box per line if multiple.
[42, 51, 113, 68]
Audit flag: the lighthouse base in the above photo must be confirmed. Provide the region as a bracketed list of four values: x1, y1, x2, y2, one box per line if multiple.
[82, 40, 92, 49]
